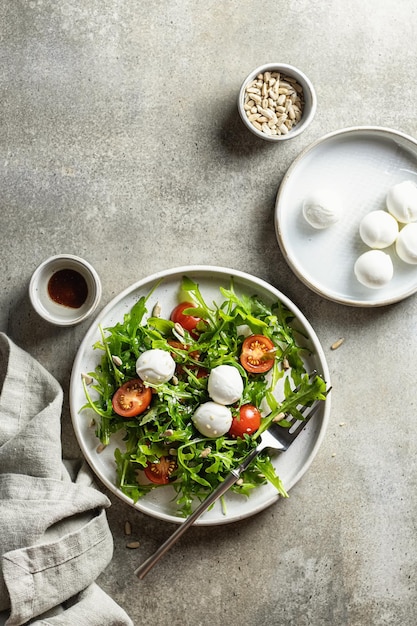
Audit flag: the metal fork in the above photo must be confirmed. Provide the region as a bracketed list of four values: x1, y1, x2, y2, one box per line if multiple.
[134, 389, 327, 579]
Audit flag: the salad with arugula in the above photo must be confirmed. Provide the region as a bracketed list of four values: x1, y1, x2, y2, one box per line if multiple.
[82, 276, 327, 517]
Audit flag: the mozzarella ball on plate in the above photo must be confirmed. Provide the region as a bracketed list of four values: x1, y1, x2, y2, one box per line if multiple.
[386, 180, 417, 223]
[136, 349, 176, 384]
[192, 401, 233, 437]
[207, 364, 243, 405]
[354, 250, 394, 289]
[395, 223, 417, 264]
[359, 210, 399, 249]
[302, 190, 342, 229]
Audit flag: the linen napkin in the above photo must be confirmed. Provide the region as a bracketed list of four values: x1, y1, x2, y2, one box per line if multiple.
[0, 333, 133, 626]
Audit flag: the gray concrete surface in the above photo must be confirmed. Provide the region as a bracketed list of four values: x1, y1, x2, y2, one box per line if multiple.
[1, 1, 417, 624]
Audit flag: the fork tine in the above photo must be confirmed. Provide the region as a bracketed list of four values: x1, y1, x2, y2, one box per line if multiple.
[287, 400, 313, 430]
[287, 401, 319, 436]
[269, 388, 330, 450]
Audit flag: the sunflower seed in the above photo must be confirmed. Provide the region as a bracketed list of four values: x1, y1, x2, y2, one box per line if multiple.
[173, 322, 185, 337]
[200, 447, 212, 458]
[257, 106, 275, 120]
[152, 302, 162, 317]
[331, 337, 345, 350]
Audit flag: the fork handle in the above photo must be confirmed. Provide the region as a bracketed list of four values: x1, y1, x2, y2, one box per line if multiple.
[134, 446, 260, 579]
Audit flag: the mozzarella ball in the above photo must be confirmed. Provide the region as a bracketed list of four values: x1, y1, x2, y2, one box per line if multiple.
[302, 191, 342, 229]
[359, 210, 399, 249]
[386, 180, 417, 223]
[395, 223, 417, 264]
[192, 402, 233, 437]
[136, 349, 176, 385]
[354, 250, 394, 289]
[207, 364, 244, 405]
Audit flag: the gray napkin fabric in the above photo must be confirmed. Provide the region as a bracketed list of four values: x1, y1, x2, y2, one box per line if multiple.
[0, 333, 133, 626]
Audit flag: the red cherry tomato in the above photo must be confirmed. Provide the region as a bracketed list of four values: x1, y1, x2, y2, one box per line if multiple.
[240, 335, 275, 374]
[111, 379, 152, 418]
[171, 302, 202, 335]
[144, 457, 177, 484]
[229, 404, 262, 438]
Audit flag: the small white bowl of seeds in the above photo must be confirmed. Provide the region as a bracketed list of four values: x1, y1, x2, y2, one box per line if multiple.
[238, 63, 317, 141]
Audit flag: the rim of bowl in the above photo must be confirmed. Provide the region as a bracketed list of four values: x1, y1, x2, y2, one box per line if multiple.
[29, 254, 102, 326]
[237, 63, 317, 142]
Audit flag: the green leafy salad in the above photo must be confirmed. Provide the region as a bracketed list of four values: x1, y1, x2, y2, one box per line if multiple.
[82, 276, 327, 517]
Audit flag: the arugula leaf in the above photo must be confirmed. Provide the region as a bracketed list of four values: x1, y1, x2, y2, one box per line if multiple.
[81, 275, 329, 517]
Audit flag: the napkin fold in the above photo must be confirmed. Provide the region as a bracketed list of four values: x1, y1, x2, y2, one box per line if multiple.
[0, 333, 133, 626]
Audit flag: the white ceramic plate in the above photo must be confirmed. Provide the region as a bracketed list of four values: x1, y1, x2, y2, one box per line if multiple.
[70, 266, 330, 525]
[275, 127, 417, 306]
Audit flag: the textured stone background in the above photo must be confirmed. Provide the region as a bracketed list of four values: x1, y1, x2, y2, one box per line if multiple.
[1, 1, 417, 624]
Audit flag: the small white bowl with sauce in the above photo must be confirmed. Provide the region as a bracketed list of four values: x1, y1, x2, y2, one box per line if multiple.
[29, 254, 102, 326]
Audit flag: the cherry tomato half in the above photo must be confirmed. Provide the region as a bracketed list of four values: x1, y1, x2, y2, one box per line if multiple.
[240, 334, 275, 374]
[229, 404, 262, 438]
[111, 378, 152, 418]
[170, 302, 202, 335]
[144, 456, 177, 485]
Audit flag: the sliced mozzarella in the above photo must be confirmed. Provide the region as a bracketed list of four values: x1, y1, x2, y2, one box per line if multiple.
[192, 401, 232, 437]
[207, 364, 243, 405]
[136, 349, 176, 385]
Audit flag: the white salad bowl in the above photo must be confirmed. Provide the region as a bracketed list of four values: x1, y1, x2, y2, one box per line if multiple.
[70, 266, 330, 525]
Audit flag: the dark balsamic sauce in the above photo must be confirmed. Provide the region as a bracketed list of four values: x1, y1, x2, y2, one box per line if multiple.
[47, 269, 88, 309]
